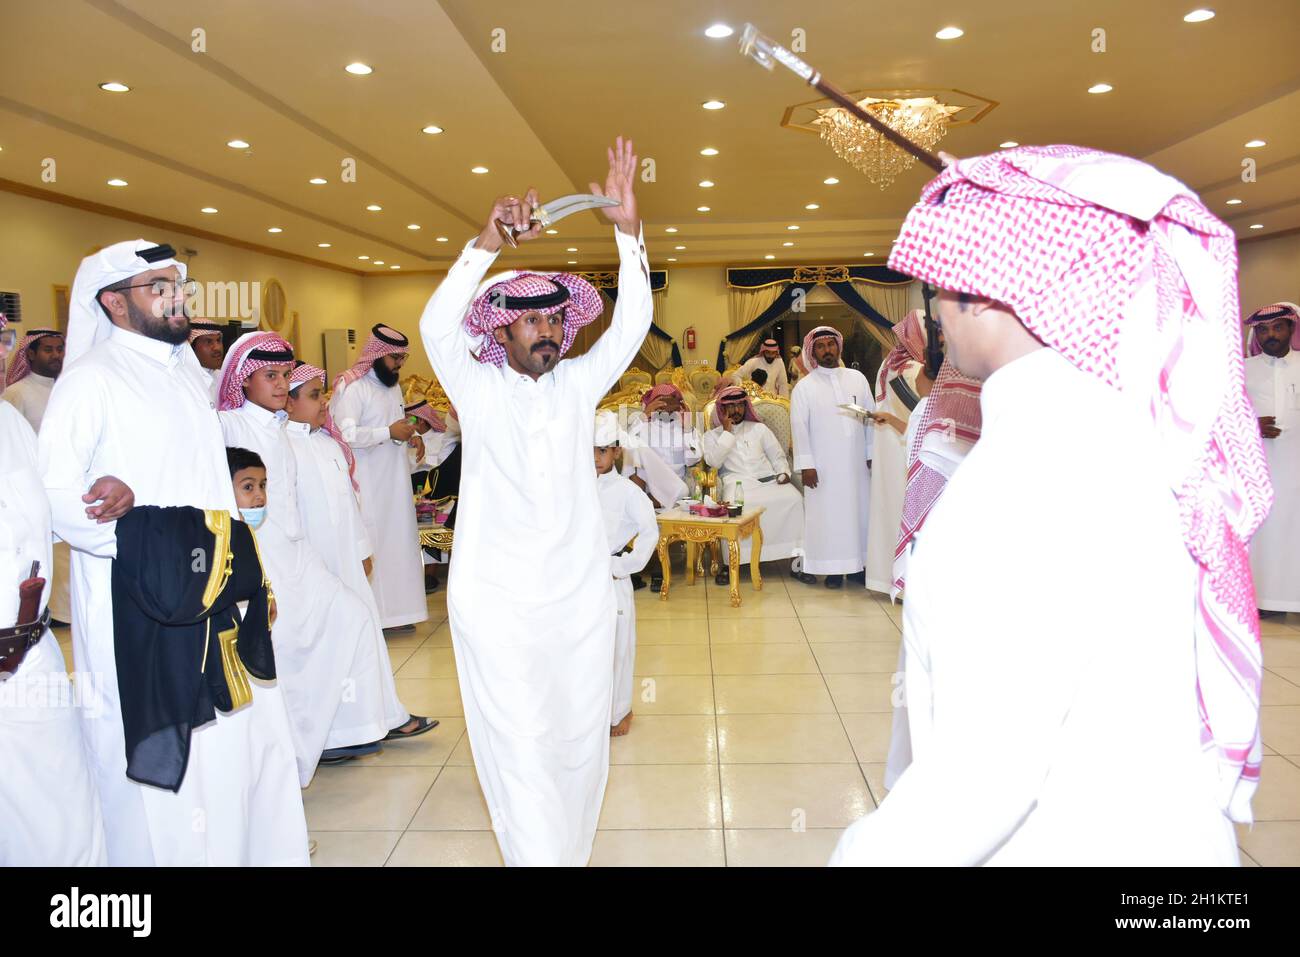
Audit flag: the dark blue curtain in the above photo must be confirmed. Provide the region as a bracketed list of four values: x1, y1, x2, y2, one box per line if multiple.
[604, 281, 681, 366]
[826, 281, 893, 331]
[716, 282, 815, 372]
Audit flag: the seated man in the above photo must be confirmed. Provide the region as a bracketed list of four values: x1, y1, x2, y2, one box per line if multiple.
[701, 385, 804, 585]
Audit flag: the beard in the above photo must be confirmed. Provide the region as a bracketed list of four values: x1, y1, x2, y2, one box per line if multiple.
[372, 358, 400, 388]
[127, 297, 189, 345]
[1260, 338, 1291, 358]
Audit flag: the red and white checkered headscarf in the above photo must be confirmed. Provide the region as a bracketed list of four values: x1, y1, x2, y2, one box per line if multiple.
[710, 384, 760, 429]
[289, 361, 358, 491]
[188, 320, 223, 344]
[892, 358, 982, 596]
[216, 331, 294, 412]
[5, 328, 63, 386]
[875, 309, 927, 402]
[889, 144, 1271, 822]
[1244, 302, 1300, 357]
[641, 383, 685, 410]
[333, 324, 410, 391]
[404, 399, 447, 433]
[466, 271, 601, 367]
[802, 325, 843, 370]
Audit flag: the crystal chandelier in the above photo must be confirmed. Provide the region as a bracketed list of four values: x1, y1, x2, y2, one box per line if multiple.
[813, 96, 962, 189]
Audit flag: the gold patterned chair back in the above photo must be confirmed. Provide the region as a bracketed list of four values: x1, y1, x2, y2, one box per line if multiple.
[653, 367, 677, 385]
[687, 366, 720, 400]
[619, 368, 652, 391]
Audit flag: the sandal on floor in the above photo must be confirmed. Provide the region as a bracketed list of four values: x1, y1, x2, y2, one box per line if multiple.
[792, 572, 819, 585]
[824, 575, 844, 589]
[318, 741, 383, 765]
[385, 716, 439, 741]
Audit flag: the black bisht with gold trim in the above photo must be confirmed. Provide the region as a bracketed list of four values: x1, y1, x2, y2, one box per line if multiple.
[111, 506, 276, 792]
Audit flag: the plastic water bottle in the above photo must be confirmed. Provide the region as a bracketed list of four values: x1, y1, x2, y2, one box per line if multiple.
[734, 481, 744, 510]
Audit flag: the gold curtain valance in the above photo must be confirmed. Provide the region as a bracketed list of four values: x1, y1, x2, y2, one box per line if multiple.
[726, 267, 913, 290]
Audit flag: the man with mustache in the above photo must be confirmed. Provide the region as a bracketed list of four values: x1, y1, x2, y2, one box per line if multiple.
[701, 384, 805, 586]
[419, 137, 649, 866]
[738, 338, 790, 397]
[1244, 302, 1300, 614]
[329, 325, 429, 632]
[187, 319, 225, 402]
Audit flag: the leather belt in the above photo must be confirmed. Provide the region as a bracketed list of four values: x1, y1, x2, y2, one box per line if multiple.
[0, 607, 51, 679]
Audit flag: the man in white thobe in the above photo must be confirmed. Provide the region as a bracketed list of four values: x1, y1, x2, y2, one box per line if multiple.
[218, 333, 394, 781]
[188, 320, 225, 404]
[865, 311, 932, 594]
[701, 384, 804, 583]
[419, 138, 650, 866]
[595, 410, 658, 736]
[791, 325, 874, 588]
[0, 318, 105, 866]
[622, 383, 697, 589]
[4, 328, 73, 626]
[1244, 302, 1300, 613]
[831, 147, 1261, 866]
[738, 338, 790, 397]
[40, 240, 307, 866]
[330, 326, 429, 630]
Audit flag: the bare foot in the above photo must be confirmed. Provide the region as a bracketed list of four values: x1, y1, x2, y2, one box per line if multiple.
[610, 712, 633, 737]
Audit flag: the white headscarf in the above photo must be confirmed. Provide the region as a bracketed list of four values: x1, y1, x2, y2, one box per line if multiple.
[67, 239, 184, 364]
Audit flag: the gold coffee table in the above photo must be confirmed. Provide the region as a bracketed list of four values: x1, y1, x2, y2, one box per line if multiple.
[655, 506, 765, 608]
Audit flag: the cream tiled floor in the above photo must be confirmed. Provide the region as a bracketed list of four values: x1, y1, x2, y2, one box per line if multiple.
[54, 571, 1300, 867]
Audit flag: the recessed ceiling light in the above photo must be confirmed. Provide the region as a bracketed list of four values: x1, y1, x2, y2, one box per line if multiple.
[700, 147, 719, 156]
[407, 224, 421, 230]
[421, 125, 444, 135]
[705, 24, 734, 39]
[783, 241, 794, 247]
[667, 257, 677, 262]
[374, 260, 385, 265]
[545, 229, 558, 235]
[345, 62, 373, 75]
[390, 265, 400, 269]
[470, 166, 489, 174]
[1088, 83, 1113, 94]
[200, 207, 218, 214]
[665, 227, 679, 233]
[805, 203, 819, 210]
[702, 100, 726, 110]
[309, 177, 328, 185]
[787, 225, 799, 230]
[1245, 139, 1267, 148]
[864, 252, 874, 257]
[99, 81, 130, 93]
[318, 243, 331, 248]
[436, 236, 449, 242]
[1249, 224, 1264, 230]
[1183, 9, 1215, 22]
[567, 260, 577, 265]
[366, 204, 382, 211]
[358, 255, 370, 260]
[227, 139, 250, 149]
[567, 247, 578, 252]
[697, 206, 711, 212]
[267, 227, 282, 233]
[823, 177, 839, 185]
[699, 180, 714, 188]
[106, 178, 128, 187]
[999, 141, 1019, 148]
[675, 245, 685, 250]
[935, 26, 964, 40]
[1225, 198, 1243, 205]
[764, 254, 775, 260]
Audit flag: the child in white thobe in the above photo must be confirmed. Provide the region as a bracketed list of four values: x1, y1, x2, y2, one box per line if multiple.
[595, 412, 658, 734]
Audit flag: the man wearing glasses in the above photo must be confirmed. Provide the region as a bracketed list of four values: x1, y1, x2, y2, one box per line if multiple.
[38, 240, 308, 866]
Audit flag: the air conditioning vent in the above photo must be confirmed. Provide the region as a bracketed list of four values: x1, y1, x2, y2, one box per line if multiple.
[0, 290, 22, 325]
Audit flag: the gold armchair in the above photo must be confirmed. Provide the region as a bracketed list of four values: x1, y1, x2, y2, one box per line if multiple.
[618, 367, 653, 392]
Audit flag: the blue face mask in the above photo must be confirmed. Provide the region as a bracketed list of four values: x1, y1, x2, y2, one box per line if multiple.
[239, 506, 267, 530]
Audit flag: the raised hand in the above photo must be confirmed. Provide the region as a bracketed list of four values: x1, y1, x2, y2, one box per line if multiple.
[589, 136, 639, 236]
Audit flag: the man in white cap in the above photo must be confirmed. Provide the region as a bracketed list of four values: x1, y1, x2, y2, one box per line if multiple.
[39, 240, 308, 865]
[420, 137, 649, 866]
[739, 338, 789, 397]
[330, 325, 428, 631]
[187, 319, 225, 403]
[790, 325, 874, 588]
[0, 313, 105, 865]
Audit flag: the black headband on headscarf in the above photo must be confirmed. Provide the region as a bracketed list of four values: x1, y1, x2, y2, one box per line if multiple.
[498, 280, 570, 311]
[372, 324, 410, 347]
